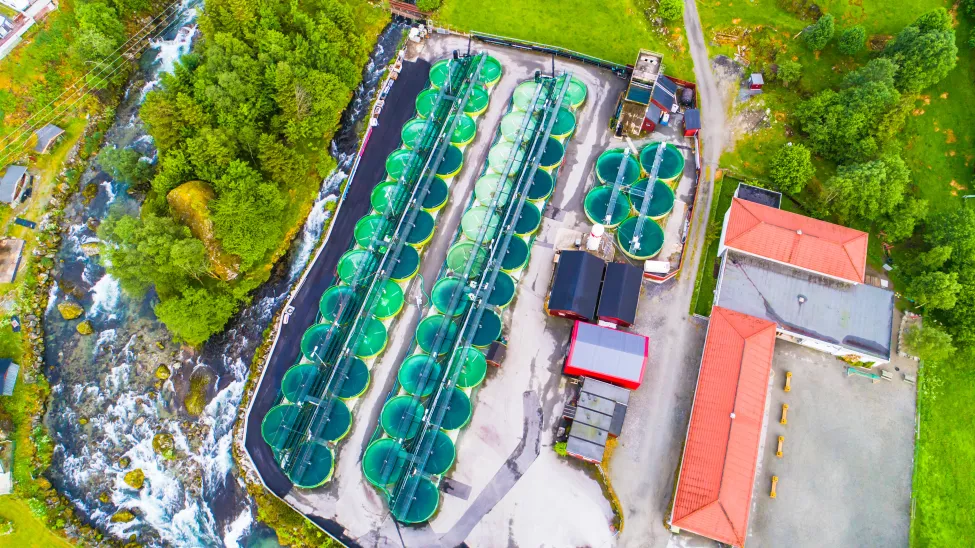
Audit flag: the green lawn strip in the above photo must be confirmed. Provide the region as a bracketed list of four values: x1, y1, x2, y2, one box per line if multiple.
[689, 172, 738, 317]
[437, 0, 694, 80]
[689, 172, 723, 316]
[911, 351, 975, 546]
[0, 496, 74, 548]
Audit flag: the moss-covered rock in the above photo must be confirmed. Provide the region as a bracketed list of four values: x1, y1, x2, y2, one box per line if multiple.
[154, 364, 171, 380]
[167, 180, 240, 281]
[184, 369, 213, 416]
[99, 491, 111, 504]
[110, 510, 135, 523]
[118, 456, 130, 468]
[76, 320, 94, 335]
[152, 433, 176, 460]
[78, 417, 88, 425]
[57, 300, 84, 320]
[123, 469, 144, 490]
[36, 477, 52, 491]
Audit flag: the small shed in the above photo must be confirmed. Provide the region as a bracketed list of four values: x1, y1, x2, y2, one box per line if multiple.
[683, 108, 701, 137]
[651, 76, 679, 113]
[642, 103, 663, 133]
[565, 377, 631, 463]
[734, 182, 781, 209]
[0, 165, 28, 204]
[597, 262, 643, 327]
[0, 238, 24, 283]
[748, 73, 764, 90]
[33, 124, 64, 154]
[548, 250, 605, 322]
[0, 360, 19, 396]
[564, 321, 649, 389]
[485, 340, 506, 368]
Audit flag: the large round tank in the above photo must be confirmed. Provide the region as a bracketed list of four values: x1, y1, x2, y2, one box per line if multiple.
[596, 149, 641, 186]
[429, 58, 453, 89]
[398, 354, 442, 398]
[446, 242, 488, 278]
[466, 85, 490, 117]
[374, 281, 405, 321]
[420, 177, 449, 212]
[416, 314, 459, 354]
[415, 88, 440, 119]
[550, 107, 577, 140]
[616, 216, 665, 260]
[512, 80, 541, 111]
[479, 55, 503, 87]
[429, 56, 502, 89]
[564, 76, 588, 110]
[362, 438, 409, 487]
[390, 475, 440, 524]
[404, 113, 476, 148]
[282, 364, 320, 403]
[287, 442, 334, 488]
[472, 308, 502, 348]
[461, 206, 501, 241]
[334, 357, 370, 399]
[639, 142, 685, 183]
[354, 317, 387, 360]
[453, 347, 488, 389]
[474, 174, 513, 207]
[526, 169, 554, 202]
[514, 201, 542, 236]
[584, 186, 632, 228]
[337, 249, 378, 285]
[309, 398, 352, 442]
[423, 430, 456, 476]
[431, 277, 472, 317]
[371, 181, 407, 216]
[319, 285, 356, 326]
[488, 142, 526, 175]
[500, 111, 535, 142]
[437, 145, 464, 179]
[301, 323, 341, 363]
[354, 214, 392, 249]
[391, 244, 420, 283]
[501, 235, 530, 272]
[449, 113, 477, 147]
[385, 148, 415, 181]
[381, 396, 425, 440]
[538, 137, 565, 171]
[405, 209, 436, 248]
[401, 117, 432, 149]
[487, 271, 515, 308]
[628, 178, 676, 219]
[439, 387, 472, 431]
[261, 404, 301, 451]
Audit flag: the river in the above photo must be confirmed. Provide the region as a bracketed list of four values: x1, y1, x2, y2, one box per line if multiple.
[41, 2, 404, 544]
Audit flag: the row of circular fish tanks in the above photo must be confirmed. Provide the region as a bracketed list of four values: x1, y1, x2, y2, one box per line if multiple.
[261, 54, 500, 489]
[363, 73, 588, 524]
[583, 141, 686, 260]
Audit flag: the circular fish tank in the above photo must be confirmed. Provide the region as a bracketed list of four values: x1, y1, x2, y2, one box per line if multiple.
[462, 206, 501, 241]
[416, 314, 459, 355]
[354, 214, 392, 249]
[386, 148, 416, 181]
[261, 404, 302, 451]
[472, 308, 502, 348]
[437, 145, 465, 179]
[616, 216, 665, 260]
[287, 442, 334, 489]
[362, 438, 409, 487]
[420, 177, 450, 212]
[488, 141, 526, 175]
[584, 185, 632, 228]
[282, 364, 320, 404]
[388, 245, 419, 283]
[405, 209, 436, 248]
[475, 173, 513, 207]
[401, 117, 432, 149]
[527, 168, 554, 202]
[431, 277, 472, 317]
[512, 80, 541, 111]
[319, 285, 356, 326]
[538, 137, 565, 171]
[333, 357, 370, 399]
[628, 178, 676, 219]
[338, 249, 378, 285]
[399, 354, 442, 398]
[596, 149, 641, 186]
[639, 141, 685, 183]
[466, 85, 490, 117]
[500, 111, 537, 142]
[374, 280, 405, 321]
[487, 270, 515, 308]
[381, 396, 425, 440]
[415, 88, 440, 119]
[354, 317, 388, 359]
[301, 323, 341, 363]
[453, 346, 488, 389]
[309, 398, 352, 442]
[564, 76, 588, 110]
[501, 235, 530, 272]
[423, 430, 456, 476]
[449, 113, 477, 147]
[439, 387, 472, 431]
[514, 201, 542, 236]
[371, 181, 407, 216]
[478, 55, 503, 87]
[550, 107, 576, 140]
[446, 242, 488, 278]
[428, 58, 454, 89]
[390, 475, 440, 524]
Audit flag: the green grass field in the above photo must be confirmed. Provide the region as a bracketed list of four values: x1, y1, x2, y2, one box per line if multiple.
[0, 496, 74, 547]
[437, 0, 695, 80]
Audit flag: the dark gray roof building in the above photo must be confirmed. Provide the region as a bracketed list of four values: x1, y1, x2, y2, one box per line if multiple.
[0, 165, 27, 204]
[715, 252, 894, 361]
[33, 124, 64, 154]
[0, 359, 18, 396]
[565, 377, 630, 463]
[734, 182, 781, 209]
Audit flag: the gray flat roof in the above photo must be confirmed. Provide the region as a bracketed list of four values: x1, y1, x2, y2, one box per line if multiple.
[716, 252, 894, 360]
[34, 124, 64, 153]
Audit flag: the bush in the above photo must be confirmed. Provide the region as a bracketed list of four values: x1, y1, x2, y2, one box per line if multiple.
[776, 60, 802, 86]
[554, 442, 567, 457]
[657, 0, 683, 21]
[803, 14, 835, 51]
[838, 26, 866, 54]
[415, 0, 441, 12]
[768, 143, 814, 195]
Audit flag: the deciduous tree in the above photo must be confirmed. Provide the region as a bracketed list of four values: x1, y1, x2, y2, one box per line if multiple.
[838, 26, 866, 55]
[768, 143, 813, 194]
[883, 8, 957, 92]
[903, 323, 956, 363]
[803, 14, 835, 51]
[906, 271, 961, 310]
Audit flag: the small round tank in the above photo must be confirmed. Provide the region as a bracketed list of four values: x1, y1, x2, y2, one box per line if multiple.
[381, 396, 425, 440]
[398, 354, 442, 398]
[615, 216, 665, 260]
[584, 186, 632, 228]
[639, 142, 685, 183]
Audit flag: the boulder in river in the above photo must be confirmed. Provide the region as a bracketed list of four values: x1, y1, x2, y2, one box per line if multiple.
[118, 456, 130, 468]
[152, 433, 176, 460]
[154, 365, 171, 380]
[123, 469, 144, 490]
[184, 368, 213, 417]
[57, 300, 84, 320]
[110, 510, 135, 523]
[76, 321, 94, 336]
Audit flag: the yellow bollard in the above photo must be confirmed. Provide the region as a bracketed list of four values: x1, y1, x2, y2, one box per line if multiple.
[780, 403, 789, 425]
[776, 436, 784, 458]
[770, 476, 778, 499]
[784, 371, 792, 392]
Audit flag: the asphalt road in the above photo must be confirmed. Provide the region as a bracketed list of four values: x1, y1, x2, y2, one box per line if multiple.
[244, 59, 431, 497]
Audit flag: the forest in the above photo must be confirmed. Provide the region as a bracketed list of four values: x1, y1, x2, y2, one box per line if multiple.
[99, 0, 387, 344]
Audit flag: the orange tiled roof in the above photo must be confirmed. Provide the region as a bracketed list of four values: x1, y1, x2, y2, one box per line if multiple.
[671, 306, 777, 548]
[724, 198, 868, 283]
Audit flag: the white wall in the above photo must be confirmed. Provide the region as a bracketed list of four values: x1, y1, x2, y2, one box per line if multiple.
[0, 0, 29, 12]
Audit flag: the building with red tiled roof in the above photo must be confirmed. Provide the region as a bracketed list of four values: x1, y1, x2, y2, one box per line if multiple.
[669, 306, 777, 547]
[719, 197, 868, 284]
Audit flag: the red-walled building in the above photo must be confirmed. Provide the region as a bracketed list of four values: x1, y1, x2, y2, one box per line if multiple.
[563, 321, 649, 390]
